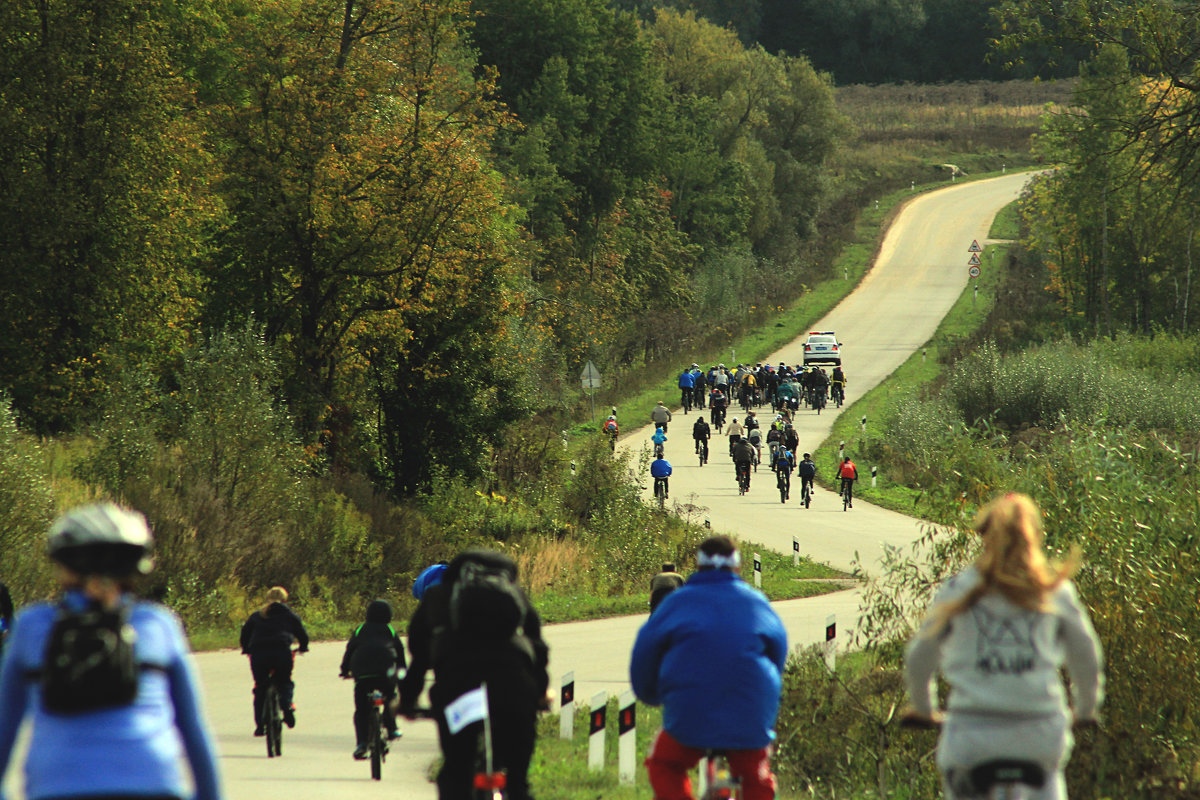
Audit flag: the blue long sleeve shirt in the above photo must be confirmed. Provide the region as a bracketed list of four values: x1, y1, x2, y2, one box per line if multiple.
[0, 590, 223, 800]
[630, 569, 788, 750]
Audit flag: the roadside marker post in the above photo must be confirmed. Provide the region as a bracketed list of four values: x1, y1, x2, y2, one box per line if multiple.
[559, 672, 575, 740]
[871, 466, 878, 489]
[825, 614, 837, 672]
[792, 536, 800, 567]
[588, 692, 607, 771]
[618, 690, 637, 785]
[753, 552, 762, 588]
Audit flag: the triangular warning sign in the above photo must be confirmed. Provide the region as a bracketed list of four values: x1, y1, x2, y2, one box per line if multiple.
[968, 253, 982, 266]
[968, 240, 983, 252]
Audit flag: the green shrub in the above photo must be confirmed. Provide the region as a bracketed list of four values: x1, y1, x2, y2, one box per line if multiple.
[0, 398, 56, 600]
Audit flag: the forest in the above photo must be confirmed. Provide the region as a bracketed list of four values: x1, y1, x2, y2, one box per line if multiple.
[3, 0, 1200, 630]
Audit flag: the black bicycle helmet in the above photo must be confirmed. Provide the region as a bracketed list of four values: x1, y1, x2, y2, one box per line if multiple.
[46, 503, 154, 577]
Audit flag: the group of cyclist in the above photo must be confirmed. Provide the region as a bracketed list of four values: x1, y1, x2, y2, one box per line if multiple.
[676, 361, 848, 422]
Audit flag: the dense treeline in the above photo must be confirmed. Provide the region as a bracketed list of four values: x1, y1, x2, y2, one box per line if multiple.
[0, 0, 844, 497]
[619, 0, 1090, 84]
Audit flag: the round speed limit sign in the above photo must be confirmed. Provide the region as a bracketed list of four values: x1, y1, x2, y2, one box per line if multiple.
[968, 265, 981, 278]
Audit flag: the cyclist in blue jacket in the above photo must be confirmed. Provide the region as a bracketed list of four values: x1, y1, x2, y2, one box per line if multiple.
[630, 535, 787, 800]
[0, 504, 223, 800]
[650, 455, 673, 499]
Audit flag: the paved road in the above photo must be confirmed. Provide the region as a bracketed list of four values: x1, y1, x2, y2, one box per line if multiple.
[628, 172, 1031, 576]
[1, 174, 1031, 800]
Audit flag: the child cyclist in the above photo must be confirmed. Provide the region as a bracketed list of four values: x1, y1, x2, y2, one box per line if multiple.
[903, 493, 1104, 800]
[340, 599, 407, 759]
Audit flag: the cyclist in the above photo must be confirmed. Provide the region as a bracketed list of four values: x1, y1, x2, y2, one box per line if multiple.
[709, 388, 728, 430]
[746, 424, 763, 467]
[678, 367, 696, 413]
[902, 493, 1103, 800]
[732, 438, 756, 491]
[838, 456, 859, 507]
[774, 446, 794, 500]
[398, 550, 549, 800]
[726, 417, 745, 458]
[783, 422, 800, 456]
[692, 415, 711, 456]
[744, 410, 760, 433]
[797, 453, 817, 503]
[651, 454, 673, 500]
[241, 586, 309, 734]
[765, 425, 783, 468]
[691, 364, 708, 410]
[651, 400, 673, 432]
[0, 504, 222, 800]
[830, 365, 847, 405]
[340, 600, 406, 759]
[600, 417, 619, 448]
[651, 424, 668, 458]
[649, 563, 685, 614]
[631, 536, 788, 800]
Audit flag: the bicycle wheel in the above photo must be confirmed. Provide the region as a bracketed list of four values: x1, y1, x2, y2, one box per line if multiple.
[779, 476, 787, 504]
[842, 483, 850, 511]
[803, 482, 811, 508]
[263, 684, 282, 757]
[370, 712, 384, 780]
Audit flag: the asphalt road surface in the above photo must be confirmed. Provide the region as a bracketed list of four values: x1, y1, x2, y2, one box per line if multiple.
[0, 173, 1032, 800]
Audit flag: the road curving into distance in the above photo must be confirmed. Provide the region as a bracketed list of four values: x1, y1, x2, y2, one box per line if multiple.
[6, 173, 1035, 800]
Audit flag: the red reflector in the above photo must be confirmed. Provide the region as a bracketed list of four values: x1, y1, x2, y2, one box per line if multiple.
[474, 773, 507, 790]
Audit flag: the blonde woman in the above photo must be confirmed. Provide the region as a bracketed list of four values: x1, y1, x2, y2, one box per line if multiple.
[240, 586, 309, 735]
[903, 493, 1104, 799]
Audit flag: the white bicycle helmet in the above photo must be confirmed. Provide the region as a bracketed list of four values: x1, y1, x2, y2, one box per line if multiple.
[46, 503, 154, 577]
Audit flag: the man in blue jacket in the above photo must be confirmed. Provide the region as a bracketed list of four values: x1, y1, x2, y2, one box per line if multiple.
[630, 535, 788, 800]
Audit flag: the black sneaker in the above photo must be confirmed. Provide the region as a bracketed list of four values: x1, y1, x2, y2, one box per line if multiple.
[283, 706, 296, 729]
[353, 745, 369, 760]
[254, 726, 266, 737]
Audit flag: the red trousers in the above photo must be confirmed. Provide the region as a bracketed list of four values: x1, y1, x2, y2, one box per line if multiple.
[645, 728, 776, 800]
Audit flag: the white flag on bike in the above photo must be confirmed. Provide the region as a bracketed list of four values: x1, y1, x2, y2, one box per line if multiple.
[445, 685, 489, 735]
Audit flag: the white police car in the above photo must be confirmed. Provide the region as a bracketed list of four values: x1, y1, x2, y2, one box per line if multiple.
[803, 331, 841, 365]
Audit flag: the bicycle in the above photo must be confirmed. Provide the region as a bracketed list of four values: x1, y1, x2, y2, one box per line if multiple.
[735, 462, 751, 495]
[800, 478, 812, 508]
[813, 388, 826, 414]
[653, 440, 665, 459]
[699, 751, 740, 800]
[681, 388, 693, 414]
[831, 382, 844, 408]
[654, 477, 668, 509]
[697, 438, 709, 466]
[841, 479, 853, 511]
[900, 716, 1047, 800]
[366, 690, 390, 780]
[260, 681, 284, 758]
[776, 469, 790, 504]
[408, 706, 508, 800]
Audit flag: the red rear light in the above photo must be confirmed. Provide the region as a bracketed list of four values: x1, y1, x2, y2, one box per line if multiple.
[803, 344, 811, 351]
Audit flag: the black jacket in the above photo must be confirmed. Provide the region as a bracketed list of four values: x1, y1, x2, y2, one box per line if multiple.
[341, 600, 406, 679]
[398, 550, 549, 713]
[240, 602, 309, 654]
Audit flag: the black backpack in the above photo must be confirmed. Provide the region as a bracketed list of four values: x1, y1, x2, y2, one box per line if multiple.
[449, 559, 528, 640]
[40, 602, 142, 715]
